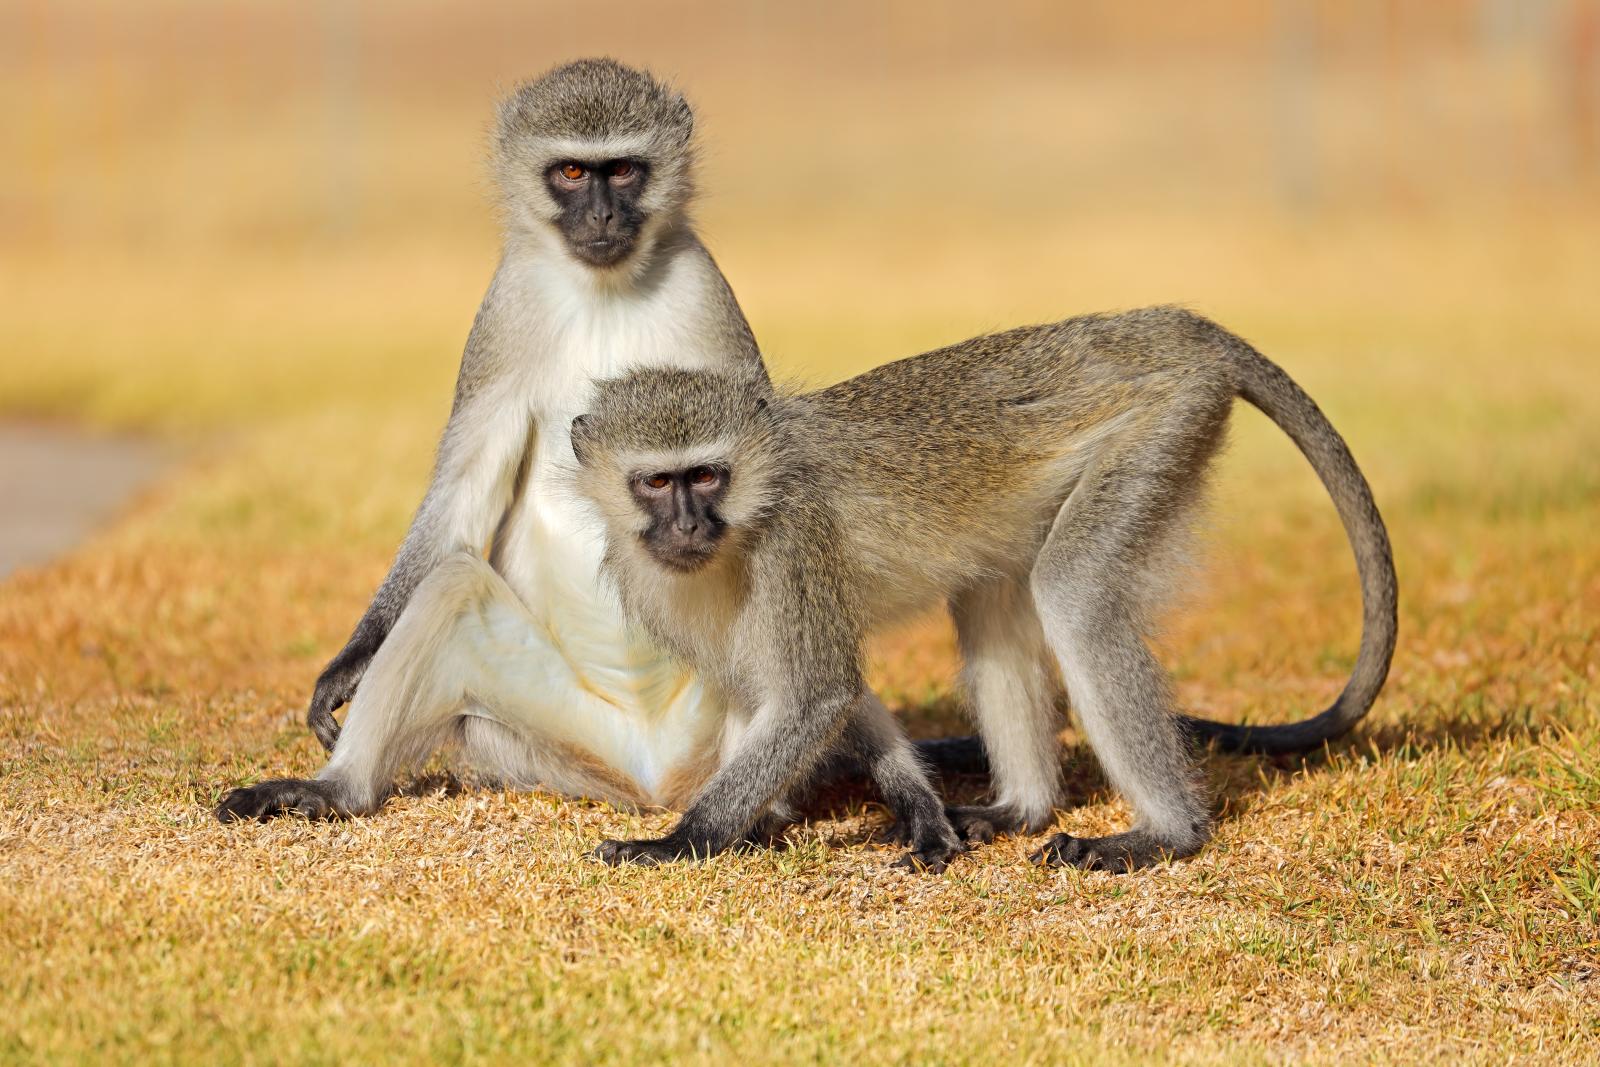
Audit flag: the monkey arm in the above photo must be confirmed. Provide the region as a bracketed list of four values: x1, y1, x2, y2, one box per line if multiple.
[307, 298, 533, 753]
[594, 518, 864, 864]
[594, 683, 859, 865]
[696, 242, 767, 383]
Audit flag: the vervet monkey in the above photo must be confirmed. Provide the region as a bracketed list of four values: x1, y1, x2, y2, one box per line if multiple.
[217, 59, 976, 829]
[568, 307, 1397, 870]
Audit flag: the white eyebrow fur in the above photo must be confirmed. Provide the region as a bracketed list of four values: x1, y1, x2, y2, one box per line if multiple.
[536, 134, 656, 161]
[621, 442, 737, 474]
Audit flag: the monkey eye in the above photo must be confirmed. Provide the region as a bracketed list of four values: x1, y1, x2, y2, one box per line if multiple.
[642, 473, 672, 491]
[610, 160, 636, 181]
[688, 467, 720, 487]
[559, 163, 586, 182]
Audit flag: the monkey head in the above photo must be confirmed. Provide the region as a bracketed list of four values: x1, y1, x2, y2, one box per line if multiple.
[571, 369, 785, 574]
[493, 58, 696, 271]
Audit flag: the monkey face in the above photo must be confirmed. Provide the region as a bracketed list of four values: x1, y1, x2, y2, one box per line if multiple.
[569, 372, 783, 572]
[629, 465, 730, 572]
[545, 159, 651, 267]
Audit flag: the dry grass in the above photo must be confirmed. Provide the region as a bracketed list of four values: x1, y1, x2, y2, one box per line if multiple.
[4, 3, 1600, 1063]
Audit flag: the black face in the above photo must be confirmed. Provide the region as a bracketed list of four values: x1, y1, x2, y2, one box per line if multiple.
[630, 465, 729, 572]
[547, 158, 650, 267]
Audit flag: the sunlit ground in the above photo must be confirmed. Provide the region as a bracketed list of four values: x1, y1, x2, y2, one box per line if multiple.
[2, 3, 1598, 1062]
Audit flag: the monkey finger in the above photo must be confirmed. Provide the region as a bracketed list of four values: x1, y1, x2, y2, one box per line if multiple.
[306, 685, 352, 754]
[890, 847, 956, 875]
[307, 713, 342, 754]
[955, 819, 997, 846]
[593, 836, 696, 867]
[944, 805, 1010, 845]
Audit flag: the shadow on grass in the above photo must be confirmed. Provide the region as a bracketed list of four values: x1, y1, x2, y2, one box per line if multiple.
[800, 691, 1563, 853]
[312, 691, 1555, 861]
[389, 770, 468, 801]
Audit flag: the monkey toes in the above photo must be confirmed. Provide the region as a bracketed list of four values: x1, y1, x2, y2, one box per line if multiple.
[944, 803, 1050, 845]
[1031, 830, 1174, 873]
[215, 779, 346, 823]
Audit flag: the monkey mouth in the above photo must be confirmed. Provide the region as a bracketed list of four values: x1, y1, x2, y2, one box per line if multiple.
[647, 540, 721, 573]
[574, 237, 636, 267]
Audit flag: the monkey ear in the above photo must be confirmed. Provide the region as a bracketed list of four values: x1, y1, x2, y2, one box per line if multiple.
[673, 96, 694, 144]
[753, 397, 768, 414]
[570, 414, 592, 462]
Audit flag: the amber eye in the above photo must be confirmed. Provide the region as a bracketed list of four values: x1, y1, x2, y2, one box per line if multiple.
[560, 163, 585, 181]
[689, 467, 718, 486]
[644, 474, 671, 490]
[611, 160, 634, 179]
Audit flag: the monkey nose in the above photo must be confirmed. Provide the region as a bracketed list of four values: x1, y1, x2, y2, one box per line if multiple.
[589, 207, 614, 226]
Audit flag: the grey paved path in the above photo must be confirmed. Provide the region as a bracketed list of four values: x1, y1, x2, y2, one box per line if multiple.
[0, 423, 169, 579]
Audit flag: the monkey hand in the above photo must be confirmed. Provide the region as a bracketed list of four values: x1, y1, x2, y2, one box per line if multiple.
[307, 641, 373, 754]
[593, 831, 723, 867]
[884, 816, 966, 875]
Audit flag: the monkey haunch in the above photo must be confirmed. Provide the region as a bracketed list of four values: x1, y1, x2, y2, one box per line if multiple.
[571, 307, 1398, 871]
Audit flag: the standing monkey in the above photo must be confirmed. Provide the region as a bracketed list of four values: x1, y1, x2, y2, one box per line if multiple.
[568, 307, 1397, 870]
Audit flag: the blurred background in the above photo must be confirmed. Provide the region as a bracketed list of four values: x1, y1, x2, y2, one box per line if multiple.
[4, 0, 1597, 410]
[1, 0, 1596, 707]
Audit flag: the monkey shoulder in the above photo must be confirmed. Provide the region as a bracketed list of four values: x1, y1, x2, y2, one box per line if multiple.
[746, 500, 860, 618]
[739, 537, 864, 699]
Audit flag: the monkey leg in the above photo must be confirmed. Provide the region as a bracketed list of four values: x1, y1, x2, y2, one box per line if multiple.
[946, 578, 1063, 846]
[847, 693, 963, 873]
[1027, 406, 1226, 872]
[592, 672, 866, 867]
[219, 552, 668, 824]
[220, 553, 501, 821]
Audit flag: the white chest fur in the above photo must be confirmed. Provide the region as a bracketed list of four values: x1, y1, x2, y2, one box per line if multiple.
[484, 246, 740, 792]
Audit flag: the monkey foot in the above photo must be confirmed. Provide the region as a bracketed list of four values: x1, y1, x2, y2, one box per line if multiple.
[1031, 830, 1177, 873]
[945, 803, 1050, 845]
[215, 778, 348, 823]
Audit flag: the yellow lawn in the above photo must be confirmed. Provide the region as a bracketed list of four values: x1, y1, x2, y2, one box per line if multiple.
[3, 3, 1599, 1062]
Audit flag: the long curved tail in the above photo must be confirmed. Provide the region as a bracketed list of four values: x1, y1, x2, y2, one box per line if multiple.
[913, 320, 1397, 767]
[1179, 326, 1399, 754]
